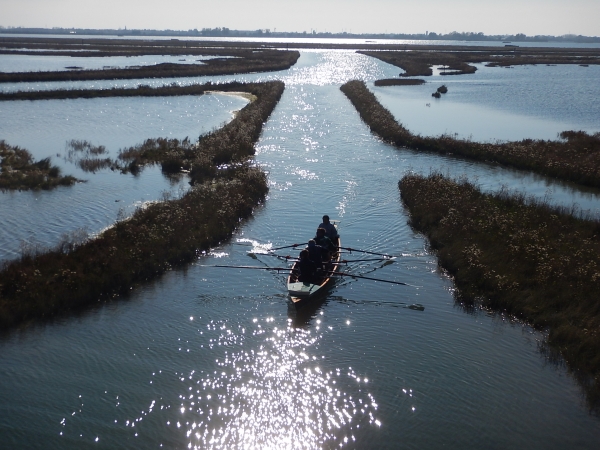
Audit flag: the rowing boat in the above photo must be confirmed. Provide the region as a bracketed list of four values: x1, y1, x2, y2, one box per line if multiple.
[287, 225, 341, 306]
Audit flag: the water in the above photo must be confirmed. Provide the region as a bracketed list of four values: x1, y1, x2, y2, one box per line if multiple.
[1, 48, 600, 449]
[0, 54, 234, 73]
[0, 93, 248, 261]
[373, 64, 600, 141]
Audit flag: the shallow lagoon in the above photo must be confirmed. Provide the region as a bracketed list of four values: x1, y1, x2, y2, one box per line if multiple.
[1, 49, 600, 449]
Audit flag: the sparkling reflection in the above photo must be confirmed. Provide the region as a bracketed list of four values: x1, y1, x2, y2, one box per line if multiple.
[178, 318, 379, 449]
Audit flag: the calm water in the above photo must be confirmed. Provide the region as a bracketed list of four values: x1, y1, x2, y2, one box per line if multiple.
[0, 54, 234, 73]
[1, 49, 600, 449]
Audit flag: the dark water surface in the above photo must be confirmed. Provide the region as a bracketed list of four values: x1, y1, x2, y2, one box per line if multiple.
[1, 50, 600, 449]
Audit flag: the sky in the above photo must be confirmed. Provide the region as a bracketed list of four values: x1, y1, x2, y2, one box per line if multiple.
[1, 0, 599, 36]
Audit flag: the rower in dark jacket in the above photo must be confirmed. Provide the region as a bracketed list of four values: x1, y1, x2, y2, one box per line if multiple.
[318, 215, 338, 240]
[314, 227, 335, 259]
[307, 239, 327, 264]
[297, 249, 318, 283]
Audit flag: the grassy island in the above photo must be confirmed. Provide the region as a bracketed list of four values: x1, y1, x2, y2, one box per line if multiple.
[340, 80, 600, 189]
[1, 141, 79, 191]
[399, 172, 600, 409]
[373, 79, 426, 87]
[0, 49, 299, 83]
[0, 80, 285, 329]
[360, 47, 600, 77]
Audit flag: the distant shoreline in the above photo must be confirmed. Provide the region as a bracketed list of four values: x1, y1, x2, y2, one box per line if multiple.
[1, 27, 599, 43]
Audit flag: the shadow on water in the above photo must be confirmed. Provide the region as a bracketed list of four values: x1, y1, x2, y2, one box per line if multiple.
[288, 288, 426, 329]
[0, 263, 193, 340]
[287, 295, 329, 329]
[451, 288, 600, 414]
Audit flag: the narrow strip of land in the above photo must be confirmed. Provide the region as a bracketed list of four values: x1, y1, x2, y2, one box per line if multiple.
[399, 172, 600, 409]
[0, 80, 285, 329]
[360, 48, 600, 77]
[0, 50, 299, 83]
[340, 80, 600, 189]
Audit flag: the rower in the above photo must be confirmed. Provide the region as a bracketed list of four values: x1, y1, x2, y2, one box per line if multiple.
[296, 249, 318, 283]
[318, 215, 338, 240]
[307, 239, 327, 264]
[314, 227, 335, 260]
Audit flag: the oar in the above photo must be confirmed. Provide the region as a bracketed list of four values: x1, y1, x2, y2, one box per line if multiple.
[270, 242, 308, 251]
[339, 258, 395, 263]
[327, 271, 415, 287]
[200, 265, 293, 271]
[337, 246, 398, 258]
[248, 252, 296, 261]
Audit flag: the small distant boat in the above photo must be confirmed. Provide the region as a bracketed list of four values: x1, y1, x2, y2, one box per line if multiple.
[287, 225, 340, 306]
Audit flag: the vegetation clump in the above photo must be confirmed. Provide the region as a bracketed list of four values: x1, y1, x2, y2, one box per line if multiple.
[399, 172, 600, 409]
[0, 49, 300, 83]
[0, 81, 285, 329]
[0, 140, 79, 191]
[373, 79, 425, 87]
[362, 51, 478, 76]
[340, 80, 600, 189]
[360, 47, 600, 77]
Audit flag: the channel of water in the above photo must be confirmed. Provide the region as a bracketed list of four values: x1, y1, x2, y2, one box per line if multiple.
[1, 49, 600, 449]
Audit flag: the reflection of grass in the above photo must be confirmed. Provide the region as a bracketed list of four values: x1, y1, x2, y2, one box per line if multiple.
[341, 80, 600, 189]
[65, 139, 114, 173]
[1, 140, 79, 190]
[399, 172, 600, 410]
[0, 81, 284, 329]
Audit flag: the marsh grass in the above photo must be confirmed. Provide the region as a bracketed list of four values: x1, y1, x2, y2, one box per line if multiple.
[340, 80, 600, 189]
[0, 81, 284, 329]
[399, 172, 600, 410]
[362, 51, 478, 76]
[0, 49, 300, 83]
[374, 79, 426, 87]
[0, 140, 79, 190]
[118, 137, 197, 174]
[360, 48, 600, 77]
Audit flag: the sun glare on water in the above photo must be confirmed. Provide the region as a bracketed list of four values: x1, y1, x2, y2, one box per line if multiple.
[177, 318, 379, 449]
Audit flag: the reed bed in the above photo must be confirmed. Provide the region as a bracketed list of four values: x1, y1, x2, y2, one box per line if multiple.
[360, 48, 600, 77]
[373, 79, 426, 87]
[340, 80, 600, 189]
[0, 50, 299, 83]
[0, 140, 79, 190]
[0, 81, 252, 102]
[0, 81, 285, 328]
[399, 172, 600, 409]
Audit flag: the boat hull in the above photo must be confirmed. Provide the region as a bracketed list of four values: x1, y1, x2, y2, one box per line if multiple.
[287, 226, 340, 307]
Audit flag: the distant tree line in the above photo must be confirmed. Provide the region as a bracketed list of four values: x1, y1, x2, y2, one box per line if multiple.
[1, 26, 598, 43]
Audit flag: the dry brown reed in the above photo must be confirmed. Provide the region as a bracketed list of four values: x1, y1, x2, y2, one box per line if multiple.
[360, 48, 600, 77]
[374, 79, 426, 87]
[399, 172, 600, 410]
[0, 50, 300, 83]
[0, 140, 79, 190]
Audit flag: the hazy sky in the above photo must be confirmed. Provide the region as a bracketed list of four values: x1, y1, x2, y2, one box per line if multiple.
[1, 0, 598, 36]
